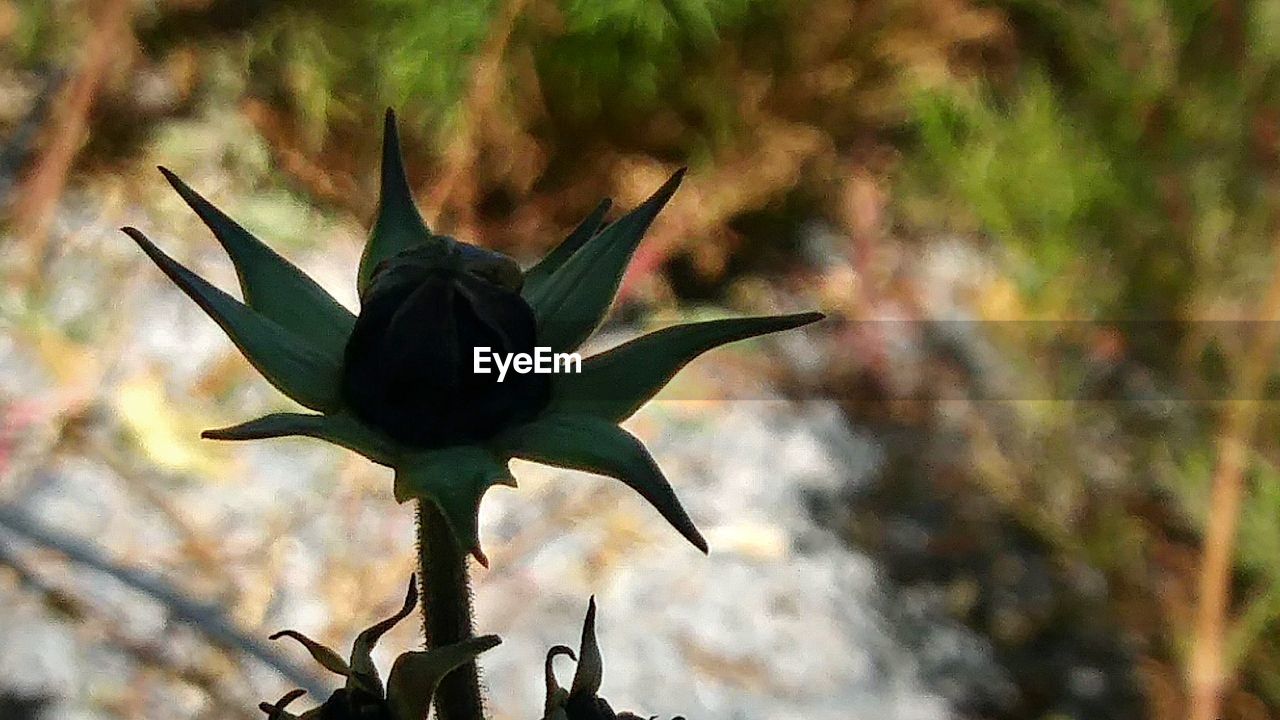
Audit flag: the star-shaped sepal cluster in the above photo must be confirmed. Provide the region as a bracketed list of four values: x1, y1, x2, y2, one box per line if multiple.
[260, 577, 500, 720]
[123, 109, 823, 562]
[542, 598, 686, 720]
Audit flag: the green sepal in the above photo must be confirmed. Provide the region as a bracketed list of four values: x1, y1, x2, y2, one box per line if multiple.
[523, 170, 685, 354]
[346, 576, 419, 698]
[201, 413, 400, 467]
[123, 227, 342, 411]
[495, 414, 707, 553]
[522, 198, 612, 296]
[551, 312, 824, 422]
[158, 167, 356, 360]
[259, 689, 307, 720]
[386, 635, 501, 720]
[543, 645, 576, 715]
[358, 109, 447, 297]
[393, 447, 515, 556]
[268, 630, 351, 679]
[570, 597, 603, 697]
[543, 598, 608, 719]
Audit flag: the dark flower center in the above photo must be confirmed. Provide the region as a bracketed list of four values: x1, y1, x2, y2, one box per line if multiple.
[341, 244, 550, 448]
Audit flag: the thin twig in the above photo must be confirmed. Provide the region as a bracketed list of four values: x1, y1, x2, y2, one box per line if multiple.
[0, 540, 258, 719]
[0, 502, 327, 696]
[240, 98, 371, 219]
[0, 71, 64, 200]
[11, 0, 134, 286]
[1186, 244, 1280, 720]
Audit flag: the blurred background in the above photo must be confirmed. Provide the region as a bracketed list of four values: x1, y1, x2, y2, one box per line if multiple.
[2, 1, 1280, 718]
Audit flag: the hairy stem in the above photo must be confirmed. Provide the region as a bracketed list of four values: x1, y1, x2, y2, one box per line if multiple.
[416, 500, 485, 720]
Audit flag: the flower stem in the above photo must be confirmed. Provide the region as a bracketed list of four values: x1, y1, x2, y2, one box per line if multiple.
[416, 499, 485, 720]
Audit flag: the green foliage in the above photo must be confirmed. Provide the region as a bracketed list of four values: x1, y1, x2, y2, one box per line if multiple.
[240, 1, 486, 140]
[529, 0, 765, 125]
[229, 0, 767, 149]
[901, 0, 1280, 333]
[904, 75, 1119, 301]
[4, 0, 64, 66]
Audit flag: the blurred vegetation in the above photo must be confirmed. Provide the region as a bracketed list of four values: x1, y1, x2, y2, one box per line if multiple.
[905, 1, 1280, 339]
[5, 1, 1280, 719]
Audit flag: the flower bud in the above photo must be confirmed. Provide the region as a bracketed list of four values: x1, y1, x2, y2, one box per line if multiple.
[341, 242, 550, 448]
